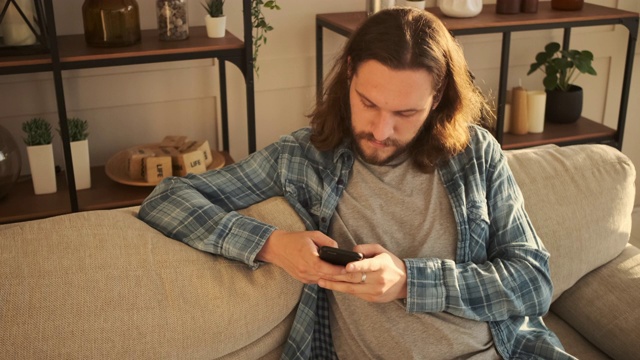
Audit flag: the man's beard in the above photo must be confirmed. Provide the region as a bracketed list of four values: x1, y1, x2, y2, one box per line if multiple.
[352, 130, 410, 166]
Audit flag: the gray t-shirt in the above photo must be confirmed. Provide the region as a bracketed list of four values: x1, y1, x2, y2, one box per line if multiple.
[328, 156, 499, 359]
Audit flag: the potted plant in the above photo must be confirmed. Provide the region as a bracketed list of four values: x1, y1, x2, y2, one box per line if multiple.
[202, 0, 226, 38]
[527, 41, 597, 123]
[60, 117, 91, 190]
[22, 117, 57, 195]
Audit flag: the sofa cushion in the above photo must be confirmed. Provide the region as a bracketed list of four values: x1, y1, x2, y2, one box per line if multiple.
[506, 144, 635, 300]
[543, 311, 611, 360]
[0, 199, 305, 359]
[550, 245, 640, 360]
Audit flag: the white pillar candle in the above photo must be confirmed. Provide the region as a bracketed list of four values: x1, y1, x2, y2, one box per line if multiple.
[527, 90, 547, 133]
[503, 103, 511, 133]
[1, 0, 37, 46]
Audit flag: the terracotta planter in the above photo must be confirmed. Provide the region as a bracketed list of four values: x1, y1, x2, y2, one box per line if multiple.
[545, 85, 583, 124]
[26, 144, 57, 195]
[71, 139, 91, 190]
[205, 15, 226, 38]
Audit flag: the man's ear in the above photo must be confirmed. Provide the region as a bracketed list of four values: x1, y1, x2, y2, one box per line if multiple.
[432, 76, 448, 109]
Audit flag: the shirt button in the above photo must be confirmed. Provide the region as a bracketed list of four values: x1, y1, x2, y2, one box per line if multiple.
[337, 178, 344, 186]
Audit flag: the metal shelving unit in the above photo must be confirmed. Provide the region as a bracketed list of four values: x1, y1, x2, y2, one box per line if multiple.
[0, 0, 254, 223]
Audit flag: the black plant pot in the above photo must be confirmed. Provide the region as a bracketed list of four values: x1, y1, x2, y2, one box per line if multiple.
[545, 85, 583, 124]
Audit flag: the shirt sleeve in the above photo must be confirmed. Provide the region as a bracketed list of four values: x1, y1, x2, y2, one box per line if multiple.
[137, 141, 285, 269]
[403, 134, 553, 322]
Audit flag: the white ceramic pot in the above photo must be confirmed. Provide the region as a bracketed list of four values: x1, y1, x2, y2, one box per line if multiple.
[205, 15, 226, 38]
[439, 0, 483, 18]
[403, 0, 426, 10]
[26, 143, 57, 195]
[71, 139, 91, 190]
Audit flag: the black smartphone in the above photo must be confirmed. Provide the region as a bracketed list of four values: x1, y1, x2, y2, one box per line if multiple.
[318, 246, 363, 266]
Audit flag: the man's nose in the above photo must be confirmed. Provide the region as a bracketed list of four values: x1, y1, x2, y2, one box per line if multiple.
[371, 112, 394, 141]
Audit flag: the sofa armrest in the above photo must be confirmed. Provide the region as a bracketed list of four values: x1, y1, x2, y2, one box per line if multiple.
[0, 197, 305, 359]
[551, 244, 640, 359]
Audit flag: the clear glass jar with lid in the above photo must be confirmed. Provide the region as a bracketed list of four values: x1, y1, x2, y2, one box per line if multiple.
[156, 0, 190, 41]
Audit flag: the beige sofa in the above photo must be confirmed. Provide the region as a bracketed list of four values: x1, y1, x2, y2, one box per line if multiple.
[1, 144, 638, 359]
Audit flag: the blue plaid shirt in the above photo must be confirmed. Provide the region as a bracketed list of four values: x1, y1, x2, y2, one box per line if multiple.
[138, 126, 575, 359]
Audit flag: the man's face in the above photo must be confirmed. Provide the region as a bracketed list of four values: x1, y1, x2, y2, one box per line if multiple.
[349, 60, 436, 165]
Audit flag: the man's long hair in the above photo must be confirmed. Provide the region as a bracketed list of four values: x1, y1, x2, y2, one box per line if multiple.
[309, 8, 493, 170]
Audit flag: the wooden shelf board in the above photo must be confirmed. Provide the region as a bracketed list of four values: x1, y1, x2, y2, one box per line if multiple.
[57, 27, 244, 65]
[502, 117, 615, 150]
[0, 53, 51, 68]
[0, 171, 71, 225]
[0, 152, 235, 224]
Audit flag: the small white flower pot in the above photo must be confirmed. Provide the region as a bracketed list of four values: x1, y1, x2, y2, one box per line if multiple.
[403, 0, 426, 9]
[26, 144, 57, 195]
[205, 15, 226, 38]
[71, 139, 91, 190]
[439, 0, 483, 18]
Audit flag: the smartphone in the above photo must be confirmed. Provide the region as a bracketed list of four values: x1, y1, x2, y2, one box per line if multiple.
[318, 246, 364, 266]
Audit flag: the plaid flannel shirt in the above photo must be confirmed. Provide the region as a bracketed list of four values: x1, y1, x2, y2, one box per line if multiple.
[138, 126, 576, 360]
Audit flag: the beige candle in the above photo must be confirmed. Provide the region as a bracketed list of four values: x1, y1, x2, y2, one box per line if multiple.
[527, 91, 547, 133]
[510, 86, 529, 135]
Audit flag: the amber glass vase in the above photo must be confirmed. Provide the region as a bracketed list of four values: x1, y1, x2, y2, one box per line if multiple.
[82, 0, 141, 47]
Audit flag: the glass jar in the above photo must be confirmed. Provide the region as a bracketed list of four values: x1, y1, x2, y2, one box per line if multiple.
[82, 0, 141, 47]
[0, 125, 21, 200]
[156, 0, 189, 41]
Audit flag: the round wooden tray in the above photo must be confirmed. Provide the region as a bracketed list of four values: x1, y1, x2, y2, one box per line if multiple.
[105, 143, 226, 186]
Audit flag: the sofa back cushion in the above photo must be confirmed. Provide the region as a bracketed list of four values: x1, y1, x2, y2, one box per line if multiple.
[0, 199, 305, 359]
[506, 144, 636, 301]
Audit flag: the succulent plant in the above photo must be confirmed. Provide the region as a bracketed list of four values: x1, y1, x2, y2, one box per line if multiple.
[22, 117, 53, 146]
[65, 117, 89, 142]
[202, 0, 225, 17]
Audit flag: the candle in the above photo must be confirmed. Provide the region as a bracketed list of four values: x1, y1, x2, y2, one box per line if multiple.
[527, 91, 546, 133]
[496, 0, 520, 14]
[510, 86, 529, 135]
[521, 0, 539, 13]
[503, 103, 511, 133]
[1, 0, 37, 46]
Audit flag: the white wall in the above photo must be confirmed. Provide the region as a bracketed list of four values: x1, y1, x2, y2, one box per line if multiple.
[1, 0, 638, 204]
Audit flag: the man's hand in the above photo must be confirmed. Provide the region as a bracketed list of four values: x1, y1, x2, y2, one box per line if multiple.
[317, 244, 407, 303]
[256, 230, 345, 284]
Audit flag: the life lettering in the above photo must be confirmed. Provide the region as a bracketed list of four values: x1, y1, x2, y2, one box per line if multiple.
[155, 164, 164, 178]
[190, 159, 201, 167]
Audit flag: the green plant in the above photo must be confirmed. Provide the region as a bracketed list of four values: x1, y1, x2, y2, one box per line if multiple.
[202, 0, 225, 17]
[62, 117, 89, 142]
[22, 117, 53, 146]
[527, 42, 597, 92]
[251, 0, 280, 75]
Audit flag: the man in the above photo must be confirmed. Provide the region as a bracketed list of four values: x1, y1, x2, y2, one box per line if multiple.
[139, 8, 575, 360]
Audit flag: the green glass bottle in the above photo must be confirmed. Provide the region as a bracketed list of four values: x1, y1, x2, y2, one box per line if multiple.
[82, 0, 141, 47]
